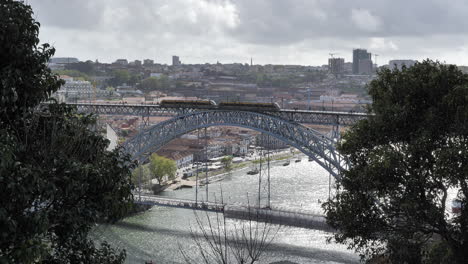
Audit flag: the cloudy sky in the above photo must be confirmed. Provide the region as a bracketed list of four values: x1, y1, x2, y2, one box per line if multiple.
[29, 0, 468, 66]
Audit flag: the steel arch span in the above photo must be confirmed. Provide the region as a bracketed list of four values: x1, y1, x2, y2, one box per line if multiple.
[122, 110, 346, 180]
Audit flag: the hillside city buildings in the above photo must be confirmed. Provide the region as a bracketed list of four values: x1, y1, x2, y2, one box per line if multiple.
[49, 49, 417, 168]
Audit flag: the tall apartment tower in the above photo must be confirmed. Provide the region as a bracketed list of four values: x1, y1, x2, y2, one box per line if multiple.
[352, 49, 372, 74]
[172, 56, 181, 66]
[328, 58, 345, 75]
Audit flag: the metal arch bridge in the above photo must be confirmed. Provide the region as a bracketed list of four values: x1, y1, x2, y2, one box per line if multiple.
[123, 110, 347, 179]
[67, 102, 369, 179]
[61, 102, 372, 230]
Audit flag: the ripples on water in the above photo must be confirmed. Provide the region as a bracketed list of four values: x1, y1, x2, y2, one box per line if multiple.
[92, 159, 359, 263]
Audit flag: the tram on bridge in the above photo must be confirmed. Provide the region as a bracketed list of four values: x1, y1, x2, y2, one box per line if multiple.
[159, 99, 216, 108]
[159, 99, 280, 112]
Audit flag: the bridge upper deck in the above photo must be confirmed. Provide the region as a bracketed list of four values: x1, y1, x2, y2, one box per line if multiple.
[67, 102, 369, 126]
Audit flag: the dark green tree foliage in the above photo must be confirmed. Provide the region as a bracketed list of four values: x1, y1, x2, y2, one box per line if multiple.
[221, 155, 233, 172]
[301, 70, 326, 83]
[0, 0, 61, 119]
[238, 70, 326, 88]
[108, 69, 130, 86]
[65, 61, 95, 75]
[53, 69, 90, 81]
[0, 1, 133, 263]
[107, 69, 142, 86]
[324, 61, 468, 263]
[148, 153, 177, 184]
[138, 75, 170, 91]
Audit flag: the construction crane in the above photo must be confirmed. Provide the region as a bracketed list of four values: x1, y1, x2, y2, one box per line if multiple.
[92, 80, 97, 103]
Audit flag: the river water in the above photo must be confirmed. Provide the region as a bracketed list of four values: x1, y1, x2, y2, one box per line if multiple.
[92, 157, 360, 263]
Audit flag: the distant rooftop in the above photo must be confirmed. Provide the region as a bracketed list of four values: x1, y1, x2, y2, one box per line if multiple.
[49, 57, 79, 64]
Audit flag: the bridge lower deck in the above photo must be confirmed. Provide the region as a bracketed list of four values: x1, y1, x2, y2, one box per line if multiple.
[135, 194, 333, 232]
[136, 194, 225, 212]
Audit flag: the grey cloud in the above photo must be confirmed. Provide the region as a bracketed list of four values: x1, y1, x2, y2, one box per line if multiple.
[229, 0, 468, 45]
[31, 0, 468, 42]
[27, 0, 468, 65]
[31, 0, 238, 36]
[30, 0, 106, 30]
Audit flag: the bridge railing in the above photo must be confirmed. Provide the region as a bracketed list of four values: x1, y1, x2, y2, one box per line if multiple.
[137, 194, 225, 212]
[61, 102, 369, 126]
[136, 194, 334, 231]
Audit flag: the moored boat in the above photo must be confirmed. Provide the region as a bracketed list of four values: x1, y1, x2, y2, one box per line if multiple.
[247, 168, 259, 175]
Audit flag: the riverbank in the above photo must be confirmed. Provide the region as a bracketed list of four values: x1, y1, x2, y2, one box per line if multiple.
[130, 151, 303, 216]
[166, 149, 307, 190]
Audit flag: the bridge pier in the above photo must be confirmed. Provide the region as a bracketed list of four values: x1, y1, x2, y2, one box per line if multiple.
[137, 109, 150, 201]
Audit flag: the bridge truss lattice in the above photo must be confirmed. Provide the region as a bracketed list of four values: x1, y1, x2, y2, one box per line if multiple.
[122, 110, 347, 180]
[64, 103, 371, 179]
